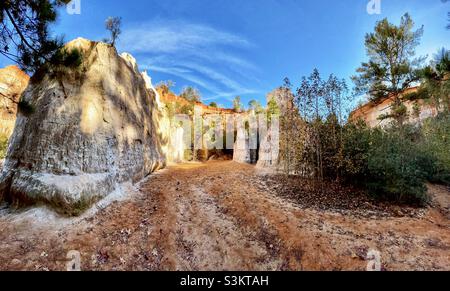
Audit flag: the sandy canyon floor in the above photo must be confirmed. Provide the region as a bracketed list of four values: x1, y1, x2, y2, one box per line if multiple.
[0, 161, 449, 271]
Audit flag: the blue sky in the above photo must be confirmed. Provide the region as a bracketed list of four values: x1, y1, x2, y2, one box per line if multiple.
[1, 0, 449, 108]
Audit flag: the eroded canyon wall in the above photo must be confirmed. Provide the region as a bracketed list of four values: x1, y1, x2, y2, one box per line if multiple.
[0, 38, 168, 215]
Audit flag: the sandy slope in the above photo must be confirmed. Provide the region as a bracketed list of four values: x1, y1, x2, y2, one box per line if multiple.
[0, 161, 448, 271]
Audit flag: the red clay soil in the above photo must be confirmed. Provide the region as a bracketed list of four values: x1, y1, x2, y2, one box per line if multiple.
[0, 161, 448, 271]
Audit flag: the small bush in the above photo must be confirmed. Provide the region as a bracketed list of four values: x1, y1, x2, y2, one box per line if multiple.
[18, 100, 36, 116]
[286, 115, 434, 204]
[366, 127, 429, 203]
[51, 48, 83, 68]
[341, 123, 432, 204]
[419, 114, 450, 185]
[0, 134, 8, 159]
[31, 47, 84, 84]
[341, 121, 372, 180]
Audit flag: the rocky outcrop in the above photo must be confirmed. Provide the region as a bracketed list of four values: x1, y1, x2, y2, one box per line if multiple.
[267, 87, 294, 114]
[0, 66, 30, 138]
[168, 126, 185, 162]
[256, 127, 278, 169]
[349, 87, 438, 127]
[233, 127, 252, 164]
[0, 38, 167, 215]
[233, 114, 258, 164]
[255, 88, 290, 169]
[142, 70, 185, 163]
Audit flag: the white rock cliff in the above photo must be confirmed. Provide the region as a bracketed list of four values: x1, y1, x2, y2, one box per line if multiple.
[0, 38, 169, 215]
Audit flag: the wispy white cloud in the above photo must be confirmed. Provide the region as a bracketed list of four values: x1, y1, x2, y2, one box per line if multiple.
[176, 62, 247, 92]
[120, 20, 252, 54]
[118, 19, 260, 101]
[142, 59, 259, 100]
[144, 64, 223, 94]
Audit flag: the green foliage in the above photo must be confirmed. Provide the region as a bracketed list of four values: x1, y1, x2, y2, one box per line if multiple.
[0, 0, 72, 73]
[248, 99, 263, 113]
[209, 102, 218, 108]
[335, 122, 431, 204]
[419, 114, 450, 185]
[232, 96, 243, 112]
[297, 69, 323, 120]
[166, 102, 176, 120]
[180, 103, 194, 116]
[31, 47, 84, 84]
[433, 48, 450, 76]
[409, 48, 450, 114]
[285, 64, 446, 204]
[318, 114, 343, 177]
[156, 80, 175, 95]
[339, 118, 450, 204]
[282, 64, 448, 204]
[17, 99, 35, 116]
[0, 133, 8, 159]
[275, 16, 447, 206]
[365, 126, 429, 203]
[51, 47, 83, 68]
[294, 69, 350, 180]
[377, 101, 408, 124]
[352, 13, 424, 122]
[176, 87, 201, 116]
[343, 45, 449, 204]
[266, 97, 280, 122]
[340, 121, 372, 178]
[180, 86, 201, 103]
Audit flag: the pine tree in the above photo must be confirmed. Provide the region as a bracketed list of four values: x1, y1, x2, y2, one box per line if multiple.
[0, 0, 72, 73]
[408, 48, 450, 114]
[352, 13, 424, 124]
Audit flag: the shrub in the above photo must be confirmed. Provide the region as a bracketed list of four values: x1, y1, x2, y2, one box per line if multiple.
[341, 121, 372, 180]
[18, 100, 36, 116]
[365, 126, 429, 203]
[419, 114, 450, 185]
[0, 134, 8, 159]
[340, 123, 432, 204]
[287, 111, 444, 204]
[31, 47, 84, 84]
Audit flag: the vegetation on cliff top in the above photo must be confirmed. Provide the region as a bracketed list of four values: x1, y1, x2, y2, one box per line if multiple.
[0, 133, 7, 159]
[352, 13, 425, 125]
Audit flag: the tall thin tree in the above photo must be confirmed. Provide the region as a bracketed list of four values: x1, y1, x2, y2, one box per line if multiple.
[105, 17, 122, 47]
[352, 13, 424, 124]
